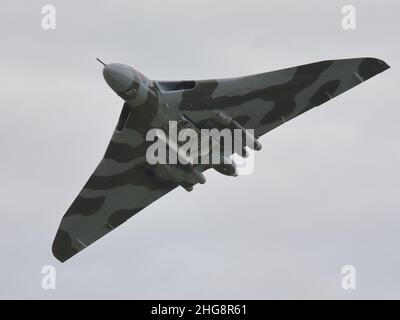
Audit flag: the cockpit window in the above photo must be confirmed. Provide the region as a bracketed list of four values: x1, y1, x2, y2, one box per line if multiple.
[156, 81, 196, 92]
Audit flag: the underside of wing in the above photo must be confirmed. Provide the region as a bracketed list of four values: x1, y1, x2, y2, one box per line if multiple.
[161, 57, 389, 137]
[52, 103, 177, 262]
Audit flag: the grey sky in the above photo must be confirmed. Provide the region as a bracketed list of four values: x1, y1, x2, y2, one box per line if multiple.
[0, 0, 399, 299]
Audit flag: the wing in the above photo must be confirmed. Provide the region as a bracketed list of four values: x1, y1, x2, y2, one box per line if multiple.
[161, 57, 389, 138]
[52, 103, 178, 262]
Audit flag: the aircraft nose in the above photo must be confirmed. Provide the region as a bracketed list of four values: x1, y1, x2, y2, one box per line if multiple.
[103, 63, 135, 93]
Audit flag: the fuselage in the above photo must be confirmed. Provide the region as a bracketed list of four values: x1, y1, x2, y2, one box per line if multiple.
[104, 63, 191, 132]
[101, 63, 239, 185]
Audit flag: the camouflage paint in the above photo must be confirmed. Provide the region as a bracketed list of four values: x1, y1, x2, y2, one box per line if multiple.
[52, 57, 389, 262]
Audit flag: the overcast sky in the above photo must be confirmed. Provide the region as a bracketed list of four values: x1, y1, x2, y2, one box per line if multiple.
[0, 0, 399, 299]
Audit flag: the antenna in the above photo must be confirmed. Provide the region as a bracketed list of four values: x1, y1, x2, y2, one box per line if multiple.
[96, 58, 107, 67]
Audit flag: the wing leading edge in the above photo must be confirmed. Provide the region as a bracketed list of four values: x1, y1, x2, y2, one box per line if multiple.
[163, 57, 390, 138]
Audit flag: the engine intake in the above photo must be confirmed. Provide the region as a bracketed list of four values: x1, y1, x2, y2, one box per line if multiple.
[213, 111, 262, 152]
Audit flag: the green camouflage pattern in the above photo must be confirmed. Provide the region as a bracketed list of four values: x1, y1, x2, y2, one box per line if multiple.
[52, 57, 389, 262]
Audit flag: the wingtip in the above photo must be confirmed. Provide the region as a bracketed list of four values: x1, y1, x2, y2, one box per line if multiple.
[357, 57, 390, 81]
[382, 60, 390, 70]
[52, 229, 79, 263]
[372, 57, 390, 70]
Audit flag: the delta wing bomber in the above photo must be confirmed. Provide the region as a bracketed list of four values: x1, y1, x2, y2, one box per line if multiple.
[52, 57, 390, 262]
